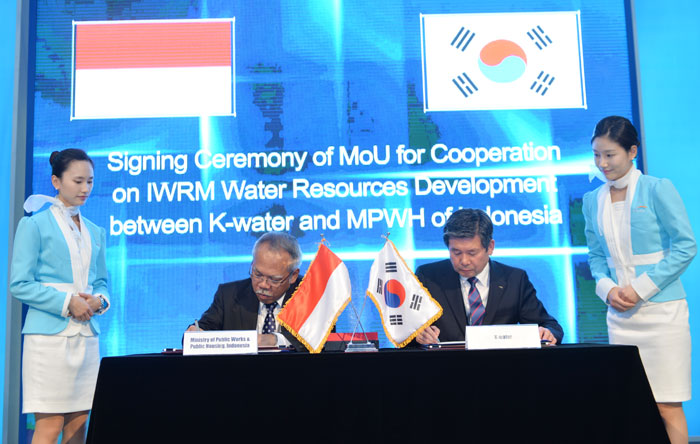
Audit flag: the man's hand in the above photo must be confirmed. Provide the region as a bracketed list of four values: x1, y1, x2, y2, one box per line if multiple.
[185, 324, 201, 332]
[538, 326, 557, 345]
[69, 294, 93, 322]
[607, 287, 637, 312]
[416, 325, 440, 345]
[258, 334, 278, 347]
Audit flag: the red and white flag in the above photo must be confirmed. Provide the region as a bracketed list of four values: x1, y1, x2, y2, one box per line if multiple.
[71, 18, 235, 119]
[366, 240, 442, 348]
[277, 244, 351, 354]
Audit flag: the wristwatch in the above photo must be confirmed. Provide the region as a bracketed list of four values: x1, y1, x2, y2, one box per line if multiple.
[96, 295, 109, 314]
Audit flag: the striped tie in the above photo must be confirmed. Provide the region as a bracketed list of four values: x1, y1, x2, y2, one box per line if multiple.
[467, 277, 485, 325]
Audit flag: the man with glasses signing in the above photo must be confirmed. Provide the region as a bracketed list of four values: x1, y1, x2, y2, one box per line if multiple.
[186, 232, 303, 349]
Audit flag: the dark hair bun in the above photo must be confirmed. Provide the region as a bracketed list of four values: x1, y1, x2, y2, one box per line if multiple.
[49, 148, 94, 178]
[49, 151, 60, 166]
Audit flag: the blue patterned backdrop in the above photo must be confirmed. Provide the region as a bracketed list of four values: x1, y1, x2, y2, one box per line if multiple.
[28, 0, 637, 354]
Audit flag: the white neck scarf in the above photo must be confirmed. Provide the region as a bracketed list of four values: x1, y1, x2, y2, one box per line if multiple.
[610, 164, 636, 189]
[24, 194, 81, 233]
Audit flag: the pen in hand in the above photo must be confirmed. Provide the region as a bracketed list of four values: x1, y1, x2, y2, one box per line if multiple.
[194, 319, 200, 331]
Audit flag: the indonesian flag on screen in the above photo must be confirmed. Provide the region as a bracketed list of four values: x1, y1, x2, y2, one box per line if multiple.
[277, 244, 351, 354]
[71, 18, 235, 119]
[366, 240, 442, 348]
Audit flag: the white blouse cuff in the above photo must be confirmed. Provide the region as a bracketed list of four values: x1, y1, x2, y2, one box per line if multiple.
[631, 273, 660, 301]
[595, 278, 618, 303]
[61, 292, 72, 317]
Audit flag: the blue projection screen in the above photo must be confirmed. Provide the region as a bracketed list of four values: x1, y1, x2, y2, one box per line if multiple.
[28, 0, 639, 354]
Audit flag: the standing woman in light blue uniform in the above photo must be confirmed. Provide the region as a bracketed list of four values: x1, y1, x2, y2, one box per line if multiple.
[11, 149, 110, 444]
[583, 116, 695, 444]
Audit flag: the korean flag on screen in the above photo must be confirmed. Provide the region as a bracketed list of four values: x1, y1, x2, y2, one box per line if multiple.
[420, 11, 587, 112]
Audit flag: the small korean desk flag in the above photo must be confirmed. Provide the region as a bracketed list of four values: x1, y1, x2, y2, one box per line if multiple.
[278, 244, 351, 353]
[366, 240, 442, 348]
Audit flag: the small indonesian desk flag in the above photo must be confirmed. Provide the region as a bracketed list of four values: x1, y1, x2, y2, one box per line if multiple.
[366, 240, 442, 348]
[72, 18, 235, 119]
[278, 244, 351, 353]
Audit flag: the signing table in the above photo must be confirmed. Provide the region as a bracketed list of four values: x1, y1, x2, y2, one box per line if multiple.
[86, 344, 668, 443]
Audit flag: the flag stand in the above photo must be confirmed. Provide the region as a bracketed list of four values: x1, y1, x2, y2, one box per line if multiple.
[345, 296, 378, 353]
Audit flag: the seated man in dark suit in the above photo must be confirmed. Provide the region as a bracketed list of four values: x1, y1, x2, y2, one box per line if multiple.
[186, 232, 303, 349]
[415, 208, 563, 345]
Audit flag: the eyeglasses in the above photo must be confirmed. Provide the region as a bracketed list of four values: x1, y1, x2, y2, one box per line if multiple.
[249, 266, 293, 287]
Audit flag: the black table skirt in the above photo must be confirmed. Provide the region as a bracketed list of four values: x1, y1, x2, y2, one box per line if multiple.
[87, 344, 668, 444]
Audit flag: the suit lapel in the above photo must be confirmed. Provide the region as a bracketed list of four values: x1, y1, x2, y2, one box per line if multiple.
[442, 265, 468, 330]
[240, 281, 260, 330]
[484, 260, 506, 325]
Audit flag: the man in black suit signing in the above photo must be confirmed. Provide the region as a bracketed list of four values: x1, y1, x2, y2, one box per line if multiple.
[415, 208, 563, 345]
[186, 231, 303, 349]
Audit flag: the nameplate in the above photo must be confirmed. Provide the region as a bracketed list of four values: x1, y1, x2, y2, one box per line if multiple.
[465, 324, 541, 350]
[183, 330, 258, 356]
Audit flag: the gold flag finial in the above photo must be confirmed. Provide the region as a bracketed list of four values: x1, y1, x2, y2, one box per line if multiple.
[318, 233, 330, 248]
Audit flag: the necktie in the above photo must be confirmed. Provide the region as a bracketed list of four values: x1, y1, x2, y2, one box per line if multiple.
[467, 277, 485, 326]
[262, 302, 278, 334]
